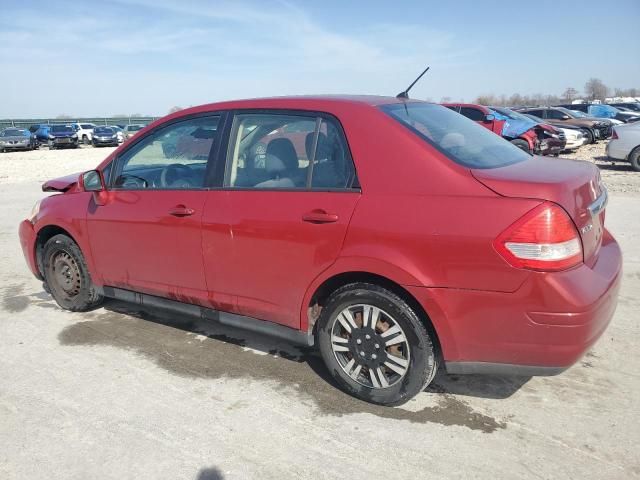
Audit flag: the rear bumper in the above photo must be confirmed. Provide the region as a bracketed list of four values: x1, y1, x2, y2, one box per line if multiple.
[18, 219, 42, 280]
[407, 230, 622, 375]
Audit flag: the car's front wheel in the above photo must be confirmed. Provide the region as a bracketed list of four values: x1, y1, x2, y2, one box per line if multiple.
[510, 138, 531, 153]
[42, 234, 103, 311]
[629, 146, 640, 172]
[317, 283, 437, 406]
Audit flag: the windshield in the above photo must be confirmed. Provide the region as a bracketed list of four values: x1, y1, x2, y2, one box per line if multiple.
[382, 103, 530, 169]
[491, 107, 532, 122]
[80, 124, 94, 129]
[51, 125, 73, 133]
[127, 125, 143, 131]
[569, 110, 587, 118]
[1, 129, 27, 137]
[94, 127, 114, 134]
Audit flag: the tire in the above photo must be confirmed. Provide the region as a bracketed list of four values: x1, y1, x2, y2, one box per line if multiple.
[630, 146, 640, 172]
[582, 128, 594, 144]
[317, 283, 437, 406]
[83, 135, 89, 145]
[42, 234, 103, 312]
[510, 138, 531, 153]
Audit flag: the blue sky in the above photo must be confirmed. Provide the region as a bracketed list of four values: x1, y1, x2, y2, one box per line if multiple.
[1, 0, 639, 117]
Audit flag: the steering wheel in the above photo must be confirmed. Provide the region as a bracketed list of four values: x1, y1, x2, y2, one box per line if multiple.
[160, 163, 193, 188]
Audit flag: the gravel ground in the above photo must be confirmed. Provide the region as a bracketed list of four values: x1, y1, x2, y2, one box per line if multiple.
[0, 142, 639, 479]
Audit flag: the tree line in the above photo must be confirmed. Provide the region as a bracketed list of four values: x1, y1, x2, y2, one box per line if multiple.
[471, 78, 639, 107]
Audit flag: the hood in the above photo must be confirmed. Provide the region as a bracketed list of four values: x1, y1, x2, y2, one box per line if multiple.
[490, 109, 537, 138]
[42, 172, 81, 192]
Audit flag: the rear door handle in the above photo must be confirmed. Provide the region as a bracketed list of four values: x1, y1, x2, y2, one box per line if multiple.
[302, 210, 339, 224]
[169, 205, 195, 217]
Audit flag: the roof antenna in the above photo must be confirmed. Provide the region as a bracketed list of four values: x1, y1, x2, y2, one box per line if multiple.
[396, 66, 430, 99]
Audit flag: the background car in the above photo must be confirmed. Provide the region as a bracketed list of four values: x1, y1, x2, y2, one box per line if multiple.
[607, 102, 640, 113]
[556, 103, 640, 123]
[517, 106, 612, 143]
[47, 125, 79, 149]
[522, 113, 586, 151]
[443, 103, 539, 153]
[34, 125, 52, 145]
[108, 125, 125, 143]
[490, 106, 566, 156]
[0, 128, 38, 152]
[123, 124, 144, 140]
[92, 126, 119, 147]
[606, 123, 640, 171]
[71, 123, 96, 145]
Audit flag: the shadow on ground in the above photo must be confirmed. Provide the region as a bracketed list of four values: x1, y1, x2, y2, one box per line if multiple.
[49, 297, 521, 433]
[196, 467, 224, 480]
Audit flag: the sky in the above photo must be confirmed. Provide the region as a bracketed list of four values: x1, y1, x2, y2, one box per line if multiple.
[1, 0, 639, 118]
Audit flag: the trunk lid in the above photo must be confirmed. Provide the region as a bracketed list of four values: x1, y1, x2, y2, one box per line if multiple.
[472, 156, 606, 266]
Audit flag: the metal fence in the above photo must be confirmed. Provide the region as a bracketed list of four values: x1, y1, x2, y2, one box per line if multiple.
[0, 117, 158, 130]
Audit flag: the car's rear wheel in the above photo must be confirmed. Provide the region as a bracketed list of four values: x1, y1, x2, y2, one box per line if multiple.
[510, 139, 531, 153]
[317, 283, 437, 406]
[629, 146, 640, 172]
[42, 234, 103, 311]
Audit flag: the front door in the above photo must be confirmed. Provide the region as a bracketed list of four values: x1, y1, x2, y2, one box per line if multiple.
[87, 114, 222, 303]
[203, 111, 360, 328]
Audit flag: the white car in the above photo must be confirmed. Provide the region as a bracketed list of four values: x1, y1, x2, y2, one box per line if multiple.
[71, 123, 96, 144]
[556, 126, 586, 151]
[606, 123, 640, 171]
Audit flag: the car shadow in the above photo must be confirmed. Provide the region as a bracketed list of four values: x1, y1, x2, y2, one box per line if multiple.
[98, 298, 528, 401]
[195, 467, 224, 480]
[593, 156, 634, 171]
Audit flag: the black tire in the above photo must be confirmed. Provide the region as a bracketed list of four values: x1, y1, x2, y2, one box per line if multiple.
[317, 283, 437, 406]
[630, 146, 640, 172]
[42, 234, 103, 312]
[510, 138, 531, 153]
[582, 128, 595, 144]
[83, 135, 89, 145]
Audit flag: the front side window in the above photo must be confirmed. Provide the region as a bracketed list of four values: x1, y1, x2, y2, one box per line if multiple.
[382, 102, 531, 169]
[459, 107, 485, 121]
[226, 112, 356, 189]
[112, 115, 219, 190]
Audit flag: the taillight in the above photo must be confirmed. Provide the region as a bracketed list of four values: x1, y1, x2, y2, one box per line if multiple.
[494, 202, 582, 271]
[611, 129, 619, 139]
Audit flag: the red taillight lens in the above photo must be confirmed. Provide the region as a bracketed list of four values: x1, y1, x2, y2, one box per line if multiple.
[611, 129, 619, 140]
[494, 202, 583, 271]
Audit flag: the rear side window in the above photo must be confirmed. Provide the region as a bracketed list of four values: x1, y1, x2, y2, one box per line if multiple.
[382, 103, 530, 169]
[459, 107, 485, 121]
[225, 112, 356, 189]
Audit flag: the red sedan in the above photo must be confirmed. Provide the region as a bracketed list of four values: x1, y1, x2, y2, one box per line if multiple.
[19, 96, 621, 406]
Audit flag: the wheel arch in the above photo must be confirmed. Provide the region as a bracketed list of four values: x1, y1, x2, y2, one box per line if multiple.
[305, 270, 443, 361]
[35, 225, 79, 277]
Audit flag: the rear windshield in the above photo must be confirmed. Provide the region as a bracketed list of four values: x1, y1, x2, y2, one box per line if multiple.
[127, 125, 143, 131]
[382, 103, 530, 169]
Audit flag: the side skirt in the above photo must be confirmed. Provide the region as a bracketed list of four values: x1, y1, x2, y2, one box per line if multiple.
[102, 286, 314, 347]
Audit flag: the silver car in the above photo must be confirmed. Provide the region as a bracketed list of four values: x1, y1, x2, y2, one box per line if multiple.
[606, 122, 640, 171]
[0, 128, 37, 152]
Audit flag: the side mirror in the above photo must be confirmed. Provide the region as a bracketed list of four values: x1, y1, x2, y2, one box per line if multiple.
[561, 115, 570, 120]
[81, 170, 105, 192]
[81, 170, 108, 206]
[484, 114, 495, 122]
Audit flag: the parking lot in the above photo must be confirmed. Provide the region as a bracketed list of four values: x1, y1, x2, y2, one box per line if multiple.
[1, 145, 639, 479]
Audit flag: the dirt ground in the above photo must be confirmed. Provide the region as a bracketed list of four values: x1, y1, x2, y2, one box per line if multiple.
[0, 144, 639, 479]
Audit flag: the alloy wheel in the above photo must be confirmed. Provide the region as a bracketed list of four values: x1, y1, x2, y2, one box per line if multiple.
[330, 304, 411, 389]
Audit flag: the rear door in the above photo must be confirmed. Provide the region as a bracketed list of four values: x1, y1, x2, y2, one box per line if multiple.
[202, 111, 360, 328]
[87, 114, 222, 303]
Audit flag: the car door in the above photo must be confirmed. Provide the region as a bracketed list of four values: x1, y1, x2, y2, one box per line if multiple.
[86, 114, 222, 304]
[202, 111, 361, 329]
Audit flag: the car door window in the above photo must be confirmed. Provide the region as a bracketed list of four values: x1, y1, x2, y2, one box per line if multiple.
[547, 109, 566, 120]
[112, 116, 220, 190]
[309, 118, 356, 189]
[459, 107, 485, 121]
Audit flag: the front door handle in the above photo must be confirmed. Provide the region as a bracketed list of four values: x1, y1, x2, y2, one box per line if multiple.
[302, 210, 339, 224]
[169, 205, 195, 217]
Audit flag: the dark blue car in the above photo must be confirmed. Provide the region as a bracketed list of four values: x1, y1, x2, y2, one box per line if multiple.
[46, 125, 79, 149]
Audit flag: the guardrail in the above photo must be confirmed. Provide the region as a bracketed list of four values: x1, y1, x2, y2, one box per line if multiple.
[0, 117, 158, 130]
